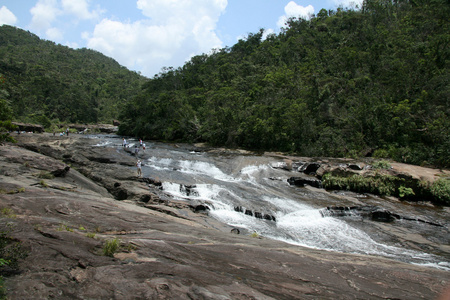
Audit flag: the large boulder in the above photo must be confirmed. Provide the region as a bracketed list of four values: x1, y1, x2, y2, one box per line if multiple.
[298, 162, 321, 175]
[288, 176, 323, 188]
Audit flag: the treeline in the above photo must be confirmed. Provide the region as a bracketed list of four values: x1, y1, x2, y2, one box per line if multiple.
[0, 25, 146, 125]
[119, 0, 449, 167]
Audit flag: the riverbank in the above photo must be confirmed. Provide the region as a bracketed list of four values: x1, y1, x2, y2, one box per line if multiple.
[0, 133, 449, 299]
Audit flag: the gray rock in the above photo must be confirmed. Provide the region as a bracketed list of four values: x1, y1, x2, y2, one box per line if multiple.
[0, 134, 447, 300]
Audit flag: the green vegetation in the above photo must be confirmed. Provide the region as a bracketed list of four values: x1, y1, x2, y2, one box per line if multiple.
[85, 232, 96, 239]
[322, 172, 450, 205]
[424, 178, 450, 205]
[1, 1, 448, 168]
[0, 97, 17, 142]
[36, 171, 54, 180]
[250, 232, 260, 238]
[0, 25, 146, 126]
[0, 220, 28, 298]
[103, 238, 120, 257]
[372, 160, 392, 170]
[118, 0, 449, 167]
[398, 186, 415, 198]
[38, 180, 48, 187]
[322, 173, 398, 196]
[0, 187, 25, 195]
[0, 208, 15, 219]
[57, 223, 73, 232]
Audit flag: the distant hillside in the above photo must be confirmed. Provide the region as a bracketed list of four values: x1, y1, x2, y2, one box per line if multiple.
[0, 25, 147, 125]
[119, 0, 449, 167]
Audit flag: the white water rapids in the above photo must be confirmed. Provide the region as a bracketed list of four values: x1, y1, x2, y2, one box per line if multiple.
[95, 136, 450, 270]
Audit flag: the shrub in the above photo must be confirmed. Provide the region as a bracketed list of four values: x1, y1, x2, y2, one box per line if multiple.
[322, 173, 398, 196]
[0, 223, 28, 275]
[398, 186, 415, 198]
[429, 178, 450, 205]
[373, 149, 390, 159]
[372, 160, 392, 170]
[0, 121, 17, 144]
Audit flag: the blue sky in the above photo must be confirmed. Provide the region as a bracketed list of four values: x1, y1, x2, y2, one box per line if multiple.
[0, 0, 363, 78]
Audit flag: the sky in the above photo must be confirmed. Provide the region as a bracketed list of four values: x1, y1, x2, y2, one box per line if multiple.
[0, 0, 363, 78]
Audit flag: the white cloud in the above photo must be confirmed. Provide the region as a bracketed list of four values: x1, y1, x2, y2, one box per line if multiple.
[61, 0, 100, 20]
[46, 27, 63, 40]
[86, 0, 228, 77]
[0, 6, 17, 26]
[29, 0, 101, 40]
[30, 0, 61, 31]
[277, 1, 315, 28]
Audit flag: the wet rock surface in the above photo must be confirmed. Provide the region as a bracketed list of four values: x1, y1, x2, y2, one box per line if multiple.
[0, 133, 449, 299]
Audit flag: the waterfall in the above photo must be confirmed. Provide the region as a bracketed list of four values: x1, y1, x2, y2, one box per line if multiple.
[94, 136, 450, 270]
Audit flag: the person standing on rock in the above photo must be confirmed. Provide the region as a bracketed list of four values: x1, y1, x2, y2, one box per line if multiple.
[134, 145, 139, 156]
[136, 160, 142, 177]
[123, 138, 127, 148]
[66, 127, 69, 136]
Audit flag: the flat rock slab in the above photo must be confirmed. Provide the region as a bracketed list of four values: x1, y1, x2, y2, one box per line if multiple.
[0, 133, 449, 299]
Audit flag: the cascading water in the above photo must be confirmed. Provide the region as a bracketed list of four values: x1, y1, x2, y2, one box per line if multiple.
[96, 136, 450, 271]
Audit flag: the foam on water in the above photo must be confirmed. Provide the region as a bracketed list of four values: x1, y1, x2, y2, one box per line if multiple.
[148, 157, 173, 167]
[143, 153, 448, 269]
[161, 182, 188, 200]
[148, 157, 235, 182]
[93, 141, 112, 147]
[209, 209, 274, 233]
[239, 164, 270, 178]
[178, 160, 235, 181]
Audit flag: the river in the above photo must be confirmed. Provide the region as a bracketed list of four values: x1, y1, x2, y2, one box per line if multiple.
[93, 135, 450, 271]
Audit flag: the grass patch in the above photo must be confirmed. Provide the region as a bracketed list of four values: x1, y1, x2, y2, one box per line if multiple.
[36, 171, 55, 180]
[85, 232, 96, 239]
[103, 238, 120, 257]
[57, 224, 73, 232]
[0, 188, 25, 195]
[0, 208, 16, 219]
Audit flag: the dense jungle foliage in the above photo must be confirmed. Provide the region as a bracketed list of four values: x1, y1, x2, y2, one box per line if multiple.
[0, 25, 146, 125]
[119, 0, 449, 167]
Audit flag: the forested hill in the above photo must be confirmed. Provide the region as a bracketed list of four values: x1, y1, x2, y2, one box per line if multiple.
[119, 0, 449, 167]
[0, 25, 146, 125]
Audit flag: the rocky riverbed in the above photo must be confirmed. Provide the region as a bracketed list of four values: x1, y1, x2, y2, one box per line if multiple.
[0, 133, 449, 299]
